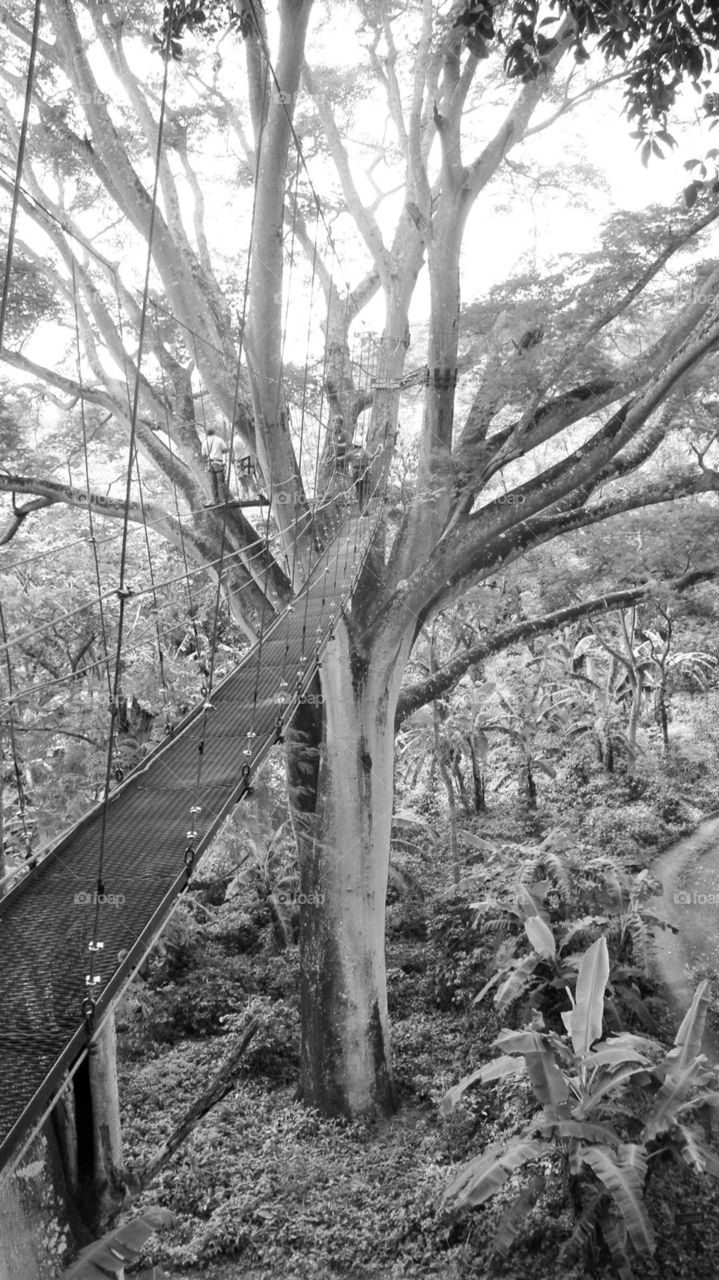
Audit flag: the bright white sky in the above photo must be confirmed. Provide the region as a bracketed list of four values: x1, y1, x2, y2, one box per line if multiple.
[10, 7, 719, 423]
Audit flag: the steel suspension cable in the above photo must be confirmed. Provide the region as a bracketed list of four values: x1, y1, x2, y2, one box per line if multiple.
[156, 306, 209, 703]
[0, 596, 33, 865]
[244, 140, 311, 753]
[87, 6, 177, 1010]
[0, 537, 275, 669]
[0, 0, 42, 357]
[71, 262, 113, 704]
[0, 0, 44, 873]
[190, 48, 274, 810]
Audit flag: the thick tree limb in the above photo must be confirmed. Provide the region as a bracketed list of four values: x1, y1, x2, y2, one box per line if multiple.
[0, 496, 53, 545]
[413, 305, 719, 621]
[447, 211, 719, 521]
[0, 474, 288, 623]
[395, 565, 719, 725]
[0, 473, 180, 538]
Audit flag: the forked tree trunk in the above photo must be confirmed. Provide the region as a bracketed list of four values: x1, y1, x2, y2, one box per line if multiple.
[291, 620, 409, 1116]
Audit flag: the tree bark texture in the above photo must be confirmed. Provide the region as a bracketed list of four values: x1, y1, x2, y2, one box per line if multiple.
[293, 618, 410, 1115]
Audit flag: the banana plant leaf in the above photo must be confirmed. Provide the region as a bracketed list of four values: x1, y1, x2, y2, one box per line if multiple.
[665, 981, 710, 1078]
[440, 1055, 523, 1117]
[562, 936, 609, 1056]
[443, 1137, 547, 1209]
[580, 1144, 654, 1256]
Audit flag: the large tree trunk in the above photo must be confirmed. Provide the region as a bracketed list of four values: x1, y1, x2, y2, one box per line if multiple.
[291, 619, 409, 1115]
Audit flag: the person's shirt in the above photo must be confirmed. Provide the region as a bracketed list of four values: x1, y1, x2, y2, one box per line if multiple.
[347, 445, 369, 475]
[201, 434, 229, 465]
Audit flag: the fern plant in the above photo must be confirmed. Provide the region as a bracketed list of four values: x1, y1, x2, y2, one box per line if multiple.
[441, 940, 719, 1277]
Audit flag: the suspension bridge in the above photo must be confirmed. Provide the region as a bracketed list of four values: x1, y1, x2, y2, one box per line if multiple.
[0, 502, 382, 1173]
[0, 0, 407, 1193]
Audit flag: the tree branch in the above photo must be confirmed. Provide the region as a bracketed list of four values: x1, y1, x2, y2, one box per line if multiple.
[303, 63, 392, 286]
[131, 1019, 259, 1193]
[0, 497, 53, 545]
[396, 564, 719, 725]
[0, 473, 182, 538]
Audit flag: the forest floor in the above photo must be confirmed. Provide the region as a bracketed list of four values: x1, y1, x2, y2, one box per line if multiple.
[116, 748, 719, 1280]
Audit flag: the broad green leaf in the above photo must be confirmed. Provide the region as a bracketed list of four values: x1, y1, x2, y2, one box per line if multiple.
[576, 1064, 652, 1116]
[580, 1144, 654, 1256]
[677, 1125, 719, 1178]
[643, 1059, 710, 1141]
[613, 982, 657, 1031]
[585, 1044, 648, 1068]
[523, 1048, 569, 1110]
[492, 1176, 545, 1257]
[560, 1186, 609, 1270]
[473, 970, 502, 1004]
[562, 936, 609, 1056]
[534, 1117, 620, 1145]
[495, 1028, 549, 1056]
[600, 1207, 633, 1280]
[458, 830, 495, 853]
[666, 981, 711, 1077]
[557, 916, 610, 952]
[494, 952, 541, 1012]
[532, 759, 556, 779]
[391, 810, 438, 842]
[524, 915, 556, 959]
[517, 883, 545, 919]
[443, 1137, 547, 1209]
[440, 1055, 522, 1117]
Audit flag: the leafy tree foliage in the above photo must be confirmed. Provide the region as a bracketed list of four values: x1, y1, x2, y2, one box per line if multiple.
[455, 0, 719, 153]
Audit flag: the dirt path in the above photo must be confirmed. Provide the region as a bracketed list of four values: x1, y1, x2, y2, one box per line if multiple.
[650, 813, 719, 1057]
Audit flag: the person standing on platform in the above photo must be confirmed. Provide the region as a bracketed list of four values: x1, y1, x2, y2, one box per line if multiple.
[201, 427, 230, 505]
[348, 444, 370, 509]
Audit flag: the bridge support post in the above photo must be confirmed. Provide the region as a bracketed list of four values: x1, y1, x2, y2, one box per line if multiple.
[87, 1012, 125, 1223]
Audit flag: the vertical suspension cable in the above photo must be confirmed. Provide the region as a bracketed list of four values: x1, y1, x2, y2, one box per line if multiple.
[0, 598, 33, 865]
[0, 0, 43, 872]
[245, 142, 310, 748]
[86, 5, 177, 1013]
[191, 38, 273, 808]
[130, 449, 174, 741]
[71, 262, 113, 704]
[0, 0, 42, 356]
[155, 305, 208, 701]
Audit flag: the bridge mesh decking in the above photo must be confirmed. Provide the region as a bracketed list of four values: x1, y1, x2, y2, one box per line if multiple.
[0, 512, 372, 1172]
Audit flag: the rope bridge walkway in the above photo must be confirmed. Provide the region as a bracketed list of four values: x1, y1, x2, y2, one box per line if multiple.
[0, 508, 375, 1174]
